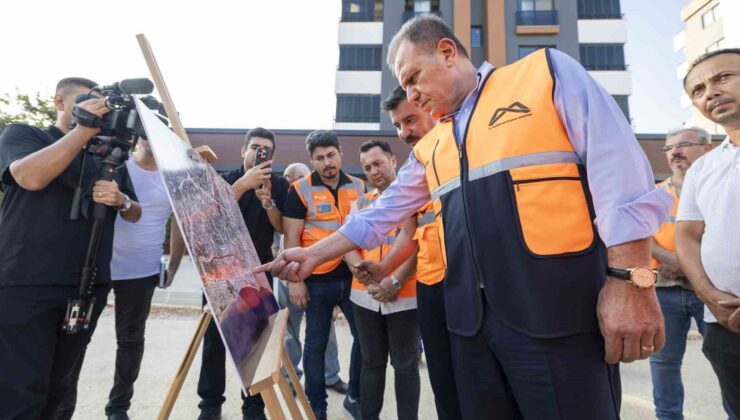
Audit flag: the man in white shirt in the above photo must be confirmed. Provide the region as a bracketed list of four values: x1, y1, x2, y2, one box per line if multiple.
[677, 48, 740, 417]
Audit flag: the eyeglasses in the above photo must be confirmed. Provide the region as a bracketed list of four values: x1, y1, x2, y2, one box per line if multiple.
[661, 141, 706, 152]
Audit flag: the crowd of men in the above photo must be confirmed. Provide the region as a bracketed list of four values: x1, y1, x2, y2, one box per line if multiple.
[0, 15, 738, 420]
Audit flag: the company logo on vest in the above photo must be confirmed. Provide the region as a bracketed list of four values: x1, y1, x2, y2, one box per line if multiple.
[489, 102, 532, 128]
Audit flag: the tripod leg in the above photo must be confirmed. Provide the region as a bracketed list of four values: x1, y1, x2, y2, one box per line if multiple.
[157, 311, 212, 420]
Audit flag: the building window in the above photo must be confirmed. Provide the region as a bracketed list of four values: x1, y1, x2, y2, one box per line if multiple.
[612, 95, 630, 121]
[701, 4, 719, 28]
[336, 95, 381, 123]
[517, 0, 558, 25]
[518, 45, 554, 59]
[342, 0, 383, 22]
[706, 38, 724, 53]
[402, 0, 441, 22]
[577, 0, 621, 19]
[579, 44, 626, 71]
[339, 45, 382, 71]
[471, 26, 483, 48]
[519, 0, 554, 11]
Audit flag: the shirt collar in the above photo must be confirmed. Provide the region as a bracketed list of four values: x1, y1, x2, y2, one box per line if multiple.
[310, 170, 352, 189]
[440, 61, 495, 123]
[720, 136, 737, 151]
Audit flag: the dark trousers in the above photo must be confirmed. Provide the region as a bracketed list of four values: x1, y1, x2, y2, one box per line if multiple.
[703, 323, 740, 418]
[353, 303, 420, 420]
[450, 291, 621, 420]
[304, 279, 361, 415]
[105, 276, 158, 414]
[0, 285, 108, 420]
[417, 282, 462, 420]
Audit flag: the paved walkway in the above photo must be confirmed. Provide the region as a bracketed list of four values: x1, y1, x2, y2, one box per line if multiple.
[73, 258, 727, 419]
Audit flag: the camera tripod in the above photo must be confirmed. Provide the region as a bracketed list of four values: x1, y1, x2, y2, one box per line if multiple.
[62, 143, 133, 334]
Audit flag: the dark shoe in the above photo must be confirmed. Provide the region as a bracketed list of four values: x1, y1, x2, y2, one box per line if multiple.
[107, 413, 129, 420]
[342, 395, 361, 420]
[242, 414, 267, 420]
[314, 411, 328, 420]
[197, 406, 222, 420]
[326, 378, 349, 394]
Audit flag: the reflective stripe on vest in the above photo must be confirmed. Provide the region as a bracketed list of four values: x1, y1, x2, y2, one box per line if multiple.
[414, 202, 446, 285]
[350, 190, 417, 314]
[411, 48, 605, 337]
[295, 173, 364, 274]
[431, 150, 581, 201]
[651, 179, 679, 268]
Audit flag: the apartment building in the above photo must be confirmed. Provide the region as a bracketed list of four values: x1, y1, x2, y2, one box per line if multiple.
[334, 0, 632, 131]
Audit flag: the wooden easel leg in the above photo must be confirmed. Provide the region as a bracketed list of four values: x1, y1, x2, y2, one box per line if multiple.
[282, 348, 315, 420]
[262, 386, 286, 420]
[277, 374, 303, 419]
[157, 311, 212, 420]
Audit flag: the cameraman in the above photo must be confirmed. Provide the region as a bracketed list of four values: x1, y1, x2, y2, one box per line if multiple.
[0, 77, 141, 419]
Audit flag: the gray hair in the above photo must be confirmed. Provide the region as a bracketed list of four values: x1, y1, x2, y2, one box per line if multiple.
[666, 126, 711, 144]
[386, 15, 469, 76]
[283, 162, 310, 177]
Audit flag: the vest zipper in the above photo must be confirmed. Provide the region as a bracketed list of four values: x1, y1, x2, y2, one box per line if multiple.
[431, 138, 442, 187]
[453, 120, 483, 288]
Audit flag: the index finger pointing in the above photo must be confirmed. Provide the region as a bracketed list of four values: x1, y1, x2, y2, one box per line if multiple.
[253, 262, 273, 274]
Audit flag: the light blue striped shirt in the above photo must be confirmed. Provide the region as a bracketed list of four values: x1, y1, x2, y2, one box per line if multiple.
[339, 49, 672, 250]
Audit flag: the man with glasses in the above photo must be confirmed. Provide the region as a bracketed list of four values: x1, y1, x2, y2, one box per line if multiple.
[194, 127, 288, 420]
[650, 127, 715, 420]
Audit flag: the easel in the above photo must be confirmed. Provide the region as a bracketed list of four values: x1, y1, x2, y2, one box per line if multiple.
[136, 34, 314, 419]
[156, 309, 313, 420]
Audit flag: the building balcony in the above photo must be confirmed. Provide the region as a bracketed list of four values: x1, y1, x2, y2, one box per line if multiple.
[401, 10, 442, 24]
[516, 10, 559, 35]
[516, 10, 559, 26]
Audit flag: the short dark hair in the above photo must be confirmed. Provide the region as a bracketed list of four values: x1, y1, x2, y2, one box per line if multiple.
[382, 86, 407, 112]
[55, 77, 97, 96]
[683, 48, 740, 87]
[306, 130, 340, 155]
[387, 15, 469, 74]
[359, 139, 393, 156]
[245, 127, 275, 150]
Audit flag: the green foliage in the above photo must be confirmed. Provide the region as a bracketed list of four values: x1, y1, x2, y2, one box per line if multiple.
[0, 90, 56, 133]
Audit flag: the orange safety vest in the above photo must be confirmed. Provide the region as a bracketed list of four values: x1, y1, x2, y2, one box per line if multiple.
[294, 172, 365, 274]
[412, 49, 606, 337]
[413, 201, 446, 285]
[651, 179, 679, 268]
[350, 190, 417, 313]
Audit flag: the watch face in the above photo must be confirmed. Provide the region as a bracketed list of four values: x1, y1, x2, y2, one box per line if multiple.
[631, 267, 656, 288]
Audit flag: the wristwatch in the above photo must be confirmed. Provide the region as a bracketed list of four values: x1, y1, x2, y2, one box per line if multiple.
[390, 276, 402, 291]
[606, 266, 657, 289]
[118, 193, 132, 212]
[262, 199, 276, 210]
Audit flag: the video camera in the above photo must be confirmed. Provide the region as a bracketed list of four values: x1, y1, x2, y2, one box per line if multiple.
[63, 78, 167, 334]
[71, 78, 165, 158]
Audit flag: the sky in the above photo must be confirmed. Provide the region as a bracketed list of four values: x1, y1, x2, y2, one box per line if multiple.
[0, 0, 691, 133]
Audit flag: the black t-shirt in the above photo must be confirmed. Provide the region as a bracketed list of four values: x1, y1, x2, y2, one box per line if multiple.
[221, 167, 288, 265]
[0, 124, 136, 287]
[283, 171, 362, 282]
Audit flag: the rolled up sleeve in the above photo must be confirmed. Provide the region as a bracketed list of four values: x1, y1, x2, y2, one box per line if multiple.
[339, 153, 431, 249]
[550, 49, 672, 247]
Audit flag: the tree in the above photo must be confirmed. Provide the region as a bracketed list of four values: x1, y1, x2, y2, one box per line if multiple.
[0, 91, 56, 206]
[0, 90, 56, 133]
